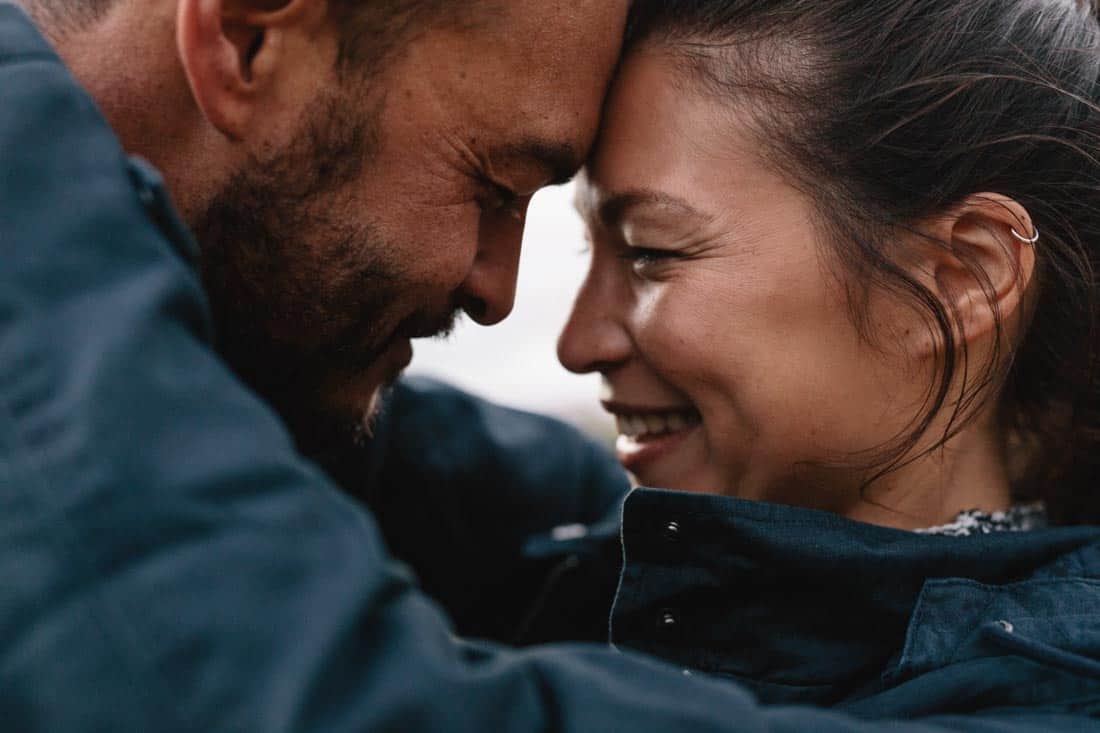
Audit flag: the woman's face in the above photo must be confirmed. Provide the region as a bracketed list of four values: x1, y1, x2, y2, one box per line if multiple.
[559, 50, 927, 509]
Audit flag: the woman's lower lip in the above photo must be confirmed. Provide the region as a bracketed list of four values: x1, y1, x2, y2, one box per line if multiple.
[615, 425, 700, 475]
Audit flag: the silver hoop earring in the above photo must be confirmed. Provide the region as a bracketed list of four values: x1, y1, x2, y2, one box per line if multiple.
[1010, 227, 1039, 245]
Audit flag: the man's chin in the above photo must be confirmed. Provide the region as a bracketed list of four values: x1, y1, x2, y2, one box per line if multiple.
[283, 376, 398, 482]
[322, 374, 398, 442]
[358, 384, 390, 438]
[340, 338, 412, 412]
[320, 341, 413, 437]
[221, 330, 416, 462]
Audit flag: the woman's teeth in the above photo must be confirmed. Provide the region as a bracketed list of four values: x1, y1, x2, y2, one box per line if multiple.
[615, 410, 700, 440]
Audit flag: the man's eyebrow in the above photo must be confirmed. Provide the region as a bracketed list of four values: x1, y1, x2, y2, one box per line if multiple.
[596, 189, 708, 225]
[497, 138, 583, 187]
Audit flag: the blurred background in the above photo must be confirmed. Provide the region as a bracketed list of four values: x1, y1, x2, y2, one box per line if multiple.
[407, 183, 614, 440]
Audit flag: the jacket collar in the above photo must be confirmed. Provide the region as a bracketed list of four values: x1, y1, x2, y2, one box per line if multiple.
[0, 3, 56, 63]
[612, 488, 1100, 703]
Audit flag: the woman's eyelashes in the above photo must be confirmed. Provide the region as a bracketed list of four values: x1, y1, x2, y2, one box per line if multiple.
[619, 245, 680, 273]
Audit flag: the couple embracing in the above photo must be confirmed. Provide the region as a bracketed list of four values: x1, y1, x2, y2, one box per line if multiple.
[2, 0, 1100, 730]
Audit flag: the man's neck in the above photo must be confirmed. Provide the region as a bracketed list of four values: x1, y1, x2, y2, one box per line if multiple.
[14, 0, 232, 226]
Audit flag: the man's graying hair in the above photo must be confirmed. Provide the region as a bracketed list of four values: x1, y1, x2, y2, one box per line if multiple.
[627, 0, 1100, 524]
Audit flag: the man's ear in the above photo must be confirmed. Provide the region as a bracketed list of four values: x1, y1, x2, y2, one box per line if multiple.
[908, 193, 1038, 357]
[177, 0, 324, 141]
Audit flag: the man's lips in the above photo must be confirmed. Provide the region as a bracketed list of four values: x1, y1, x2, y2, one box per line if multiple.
[368, 307, 456, 376]
[395, 309, 461, 341]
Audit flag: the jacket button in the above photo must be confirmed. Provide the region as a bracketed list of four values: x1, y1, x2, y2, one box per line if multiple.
[663, 521, 682, 542]
[659, 610, 678, 630]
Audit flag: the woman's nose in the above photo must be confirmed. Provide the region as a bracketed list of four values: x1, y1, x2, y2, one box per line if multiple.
[557, 265, 633, 374]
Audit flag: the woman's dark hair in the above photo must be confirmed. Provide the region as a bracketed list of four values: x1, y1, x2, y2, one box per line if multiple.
[625, 0, 1100, 523]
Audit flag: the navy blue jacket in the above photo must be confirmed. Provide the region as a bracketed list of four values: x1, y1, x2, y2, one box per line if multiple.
[2, 4, 1099, 730]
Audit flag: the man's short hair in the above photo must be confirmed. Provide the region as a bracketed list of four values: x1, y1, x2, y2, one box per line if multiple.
[21, 0, 112, 35]
[329, 0, 499, 76]
[25, 0, 494, 75]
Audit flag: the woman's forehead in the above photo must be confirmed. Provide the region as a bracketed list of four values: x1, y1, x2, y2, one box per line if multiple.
[580, 51, 780, 229]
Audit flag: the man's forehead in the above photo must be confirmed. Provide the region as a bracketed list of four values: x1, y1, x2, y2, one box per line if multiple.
[392, 0, 628, 181]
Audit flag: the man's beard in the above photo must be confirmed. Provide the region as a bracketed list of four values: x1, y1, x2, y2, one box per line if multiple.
[192, 88, 457, 459]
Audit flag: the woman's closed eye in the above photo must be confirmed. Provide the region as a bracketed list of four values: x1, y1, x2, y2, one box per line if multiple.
[620, 246, 681, 273]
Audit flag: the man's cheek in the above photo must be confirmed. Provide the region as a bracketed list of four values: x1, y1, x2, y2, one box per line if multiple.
[389, 206, 483, 284]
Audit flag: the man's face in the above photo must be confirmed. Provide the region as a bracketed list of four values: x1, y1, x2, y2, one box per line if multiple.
[192, 2, 627, 449]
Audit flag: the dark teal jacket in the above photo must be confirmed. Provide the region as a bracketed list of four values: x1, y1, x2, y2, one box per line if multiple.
[510, 489, 1100, 711]
[2, 4, 1099, 730]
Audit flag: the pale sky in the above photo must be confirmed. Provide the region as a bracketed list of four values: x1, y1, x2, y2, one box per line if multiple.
[407, 183, 614, 436]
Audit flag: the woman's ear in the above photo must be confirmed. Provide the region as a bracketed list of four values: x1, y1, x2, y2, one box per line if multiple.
[176, 0, 324, 141]
[908, 193, 1037, 357]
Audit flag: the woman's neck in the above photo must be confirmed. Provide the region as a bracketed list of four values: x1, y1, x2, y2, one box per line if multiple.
[844, 420, 1014, 530]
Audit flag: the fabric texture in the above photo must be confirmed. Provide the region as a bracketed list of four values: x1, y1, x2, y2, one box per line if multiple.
[2, 4, 1099, 730]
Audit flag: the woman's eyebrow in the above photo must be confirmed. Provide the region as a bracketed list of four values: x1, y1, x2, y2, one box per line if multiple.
[597, 189, 708, 226]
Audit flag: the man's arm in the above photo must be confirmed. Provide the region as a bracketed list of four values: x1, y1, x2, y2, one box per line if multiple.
[0, 9, 1089, 730]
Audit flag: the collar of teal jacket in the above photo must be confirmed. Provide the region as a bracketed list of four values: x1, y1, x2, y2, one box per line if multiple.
[612, 488, 1100, 712]
[0, 4, 48, 59]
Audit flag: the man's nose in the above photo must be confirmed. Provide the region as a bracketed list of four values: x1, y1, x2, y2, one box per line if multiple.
[458, 216, 524, 326]
[557, 264, 632, 375]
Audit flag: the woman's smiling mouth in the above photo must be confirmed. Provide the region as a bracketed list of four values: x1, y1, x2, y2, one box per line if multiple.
[604, 403, 702, 476]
